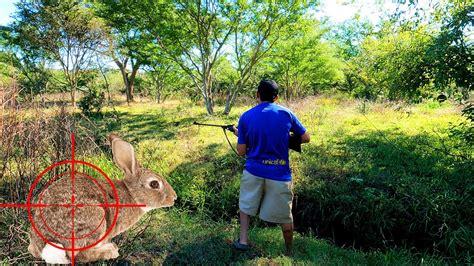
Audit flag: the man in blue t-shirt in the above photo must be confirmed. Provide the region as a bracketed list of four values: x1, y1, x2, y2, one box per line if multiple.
[231, 80, 310, 256]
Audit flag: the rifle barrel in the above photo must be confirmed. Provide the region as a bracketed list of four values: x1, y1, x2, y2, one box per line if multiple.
[193, 122, 227, 128]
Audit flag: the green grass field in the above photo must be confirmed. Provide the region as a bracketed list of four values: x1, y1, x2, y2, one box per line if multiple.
[1, 94, 472, 264]
[111, 209, 444, 265]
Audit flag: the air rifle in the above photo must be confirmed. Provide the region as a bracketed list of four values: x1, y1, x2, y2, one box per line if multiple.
[193, 122, 236, 132]
[193, 121, 302, 153]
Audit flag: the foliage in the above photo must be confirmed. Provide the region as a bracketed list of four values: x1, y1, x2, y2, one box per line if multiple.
[448, 103, 474, 150]
[425, 3, 473, 100]
[1, 95, 471, 263]
[333, 1, 473, 102]
[0, 0, 473, 263]
[290, 98, 473, 261]
[325, 16, 373, 60]
[9, 0, 105, 105]
[109, 209, 444, 265]
[267, 16, 344, 100]
[222, 2, 308, 114]
[74, 95, 472, 262]
[347, 25, 433, 101]
[0, 25, 53, 96]
[2, 1, 471, 107]
[126, 0, 238, 114]
[78, 86, 105, 116]
[93, 0, 157, 102]
[142, 56, 187, 103]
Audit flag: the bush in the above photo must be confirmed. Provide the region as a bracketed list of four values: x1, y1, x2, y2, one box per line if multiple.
[293, 131, 473, 262]
[78, 87, 105, 116]
[449, 103, 474, 148]
[168, 147, 243, 220]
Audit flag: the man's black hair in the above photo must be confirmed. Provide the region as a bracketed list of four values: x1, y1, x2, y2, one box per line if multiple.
[257, 79, 278, 102]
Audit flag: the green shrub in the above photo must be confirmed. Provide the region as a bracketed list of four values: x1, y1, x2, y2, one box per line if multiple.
[78, 87, 105, 116]
[448, 104, 474, 149]
[169, 148, 243, 220]
[293, 131, 473, 262]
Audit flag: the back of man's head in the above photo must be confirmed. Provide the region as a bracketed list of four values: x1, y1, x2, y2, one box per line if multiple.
[257, 80, 278, 102]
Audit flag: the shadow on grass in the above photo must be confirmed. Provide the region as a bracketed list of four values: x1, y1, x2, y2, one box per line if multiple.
[162, 236, 262, 265]
[293, 130, 472, 258]
[80, 110, 203, 144]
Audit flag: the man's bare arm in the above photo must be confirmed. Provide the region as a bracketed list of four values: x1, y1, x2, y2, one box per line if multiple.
[232, 127, 247, 156]
[237, 144, 247, 156]
[301, 132, 310, 143]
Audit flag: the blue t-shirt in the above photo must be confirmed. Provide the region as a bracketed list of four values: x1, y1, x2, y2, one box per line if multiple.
[237, 102, 306, 181]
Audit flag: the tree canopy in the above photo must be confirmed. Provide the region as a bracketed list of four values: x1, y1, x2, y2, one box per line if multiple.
[0, 0, 471, 113]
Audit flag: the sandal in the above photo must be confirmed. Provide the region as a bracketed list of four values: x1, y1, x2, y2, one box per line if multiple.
[232, 238, 250, 250]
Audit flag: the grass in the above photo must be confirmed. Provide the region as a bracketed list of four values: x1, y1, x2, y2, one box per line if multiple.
[113, 209, 444, 265]
[1, 94, 471, 264]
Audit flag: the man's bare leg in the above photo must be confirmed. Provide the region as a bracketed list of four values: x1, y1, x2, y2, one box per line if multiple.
[239, 211, 250, 244]
[281, 223, 293, 256]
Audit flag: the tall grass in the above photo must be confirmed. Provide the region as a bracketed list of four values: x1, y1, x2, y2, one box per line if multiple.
[83, 95, 472, 262]
[1, 93, 471, 263]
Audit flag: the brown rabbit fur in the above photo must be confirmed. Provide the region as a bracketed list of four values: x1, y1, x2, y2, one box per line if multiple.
[27, 134, 177, 263]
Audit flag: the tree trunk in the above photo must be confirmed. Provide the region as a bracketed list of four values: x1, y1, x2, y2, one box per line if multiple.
[115, 59, 140, 104]
[202, 66, 214, 115]
[71, 86, 76, 107]
[118, 67, 130, 104]
[204, 97, 214, 115]
[126, 73, 134, 103]
[224, 89, 238, 115]
[202, 84, 214, 115]
[156, 91, 161, 103]
[127, 64, 140, 103]
[156, 80, 162, 103]
[127, 62, 140, 102]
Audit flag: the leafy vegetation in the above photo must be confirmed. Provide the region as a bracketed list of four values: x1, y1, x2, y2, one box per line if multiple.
[1, 1, 471, 112]
[3, 95, 472, 263]
[0, 0, 472, 264]
[78, 86, 105, 116]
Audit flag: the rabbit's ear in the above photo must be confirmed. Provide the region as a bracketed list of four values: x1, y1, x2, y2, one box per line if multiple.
[109, 134, 139, 177]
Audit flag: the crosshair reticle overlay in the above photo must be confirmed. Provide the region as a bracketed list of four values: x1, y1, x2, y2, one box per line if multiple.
[0, 133, 146, 264]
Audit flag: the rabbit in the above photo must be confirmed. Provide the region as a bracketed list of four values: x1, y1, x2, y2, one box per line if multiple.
[27, 134, 177, 263]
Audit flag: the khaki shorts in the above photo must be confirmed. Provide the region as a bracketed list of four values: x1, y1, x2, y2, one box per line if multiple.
[239, 170, 293, 224]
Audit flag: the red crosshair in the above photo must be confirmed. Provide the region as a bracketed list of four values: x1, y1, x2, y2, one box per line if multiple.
[0, 133, 146, 264]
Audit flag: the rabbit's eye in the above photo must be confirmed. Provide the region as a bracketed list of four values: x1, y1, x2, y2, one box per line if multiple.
[150, 180, 160, 189]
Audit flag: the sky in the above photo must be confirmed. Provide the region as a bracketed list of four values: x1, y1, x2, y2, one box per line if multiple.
[317, 0, 398, 23]
[0, 0, 17, 26]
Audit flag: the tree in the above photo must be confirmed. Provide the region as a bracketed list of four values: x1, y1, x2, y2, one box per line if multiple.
[426, 2, 473, 100]
[325, 17, 373, 94]
[0, 25, 52, 97]
[161, 1, 238, 115]
[115, 0, 239, 115]
[355, 0, 474, 101]
[223, 2, 306, 114]
[11, 0, 104, 107]
[267, 17, 344, 99]
[325, 16, 374, 60]
[143, 55, 185, 103]
[106, 32, 143, 103]
[351, 24, 433, 101]
[94, 1, 154, 103]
